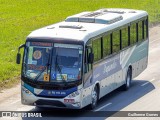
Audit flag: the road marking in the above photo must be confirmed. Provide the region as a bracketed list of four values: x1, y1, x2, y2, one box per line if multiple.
[10, 99, 21, 105]
[149, 48, 157, 53]
[94, 103, 112, 111]
[141, 78, 155, 86]
[150, 38, 160, 44]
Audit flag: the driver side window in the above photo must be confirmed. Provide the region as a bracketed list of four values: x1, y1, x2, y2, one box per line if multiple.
[85, 47, 92, 73]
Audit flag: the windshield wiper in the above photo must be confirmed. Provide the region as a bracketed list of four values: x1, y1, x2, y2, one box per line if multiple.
[34, 54, 50, 81]
[55, 54, 66, 82]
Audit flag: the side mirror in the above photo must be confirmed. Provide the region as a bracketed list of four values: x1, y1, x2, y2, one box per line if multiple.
[88, 53, 94, 64]
[16, 53, 21, 64]
[16, 44, 25, 64]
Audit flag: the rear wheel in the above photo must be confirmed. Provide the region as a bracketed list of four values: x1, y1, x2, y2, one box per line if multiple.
[122, 68, 132, 90]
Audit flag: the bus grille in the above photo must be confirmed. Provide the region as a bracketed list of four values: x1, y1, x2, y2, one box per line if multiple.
[35, 99, 66, 108]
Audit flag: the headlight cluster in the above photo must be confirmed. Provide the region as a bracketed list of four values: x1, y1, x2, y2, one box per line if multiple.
[22, 87, 32, 95]
[68, 90, 81, 98]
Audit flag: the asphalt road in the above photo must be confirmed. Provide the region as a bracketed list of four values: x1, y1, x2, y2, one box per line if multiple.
[0, 25, 160, 120]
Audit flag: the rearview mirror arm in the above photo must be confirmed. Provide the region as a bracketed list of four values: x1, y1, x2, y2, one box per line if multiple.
[18, 44, 25, 53]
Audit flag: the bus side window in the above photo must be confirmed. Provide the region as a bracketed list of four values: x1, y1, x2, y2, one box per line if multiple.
[84, 47, 92, 73]
[92, 38, 101, 62]
[143, 19, 148, 39]
[103, 34, 111, 57]
[138, 21, 143, 41]
[130, 23, 137, 45]
[121, 27, 129, 49]
[112, 30, 120, 53]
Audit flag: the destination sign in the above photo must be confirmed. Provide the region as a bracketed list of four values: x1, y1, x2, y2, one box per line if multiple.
[54, 43, 83, 49]
[30, 42, 52, 47]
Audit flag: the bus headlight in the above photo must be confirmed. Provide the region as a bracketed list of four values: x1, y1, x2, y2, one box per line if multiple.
[22, 87, 32, 95]
[68, 90, 80, 98]
[21, 81, 24, 86]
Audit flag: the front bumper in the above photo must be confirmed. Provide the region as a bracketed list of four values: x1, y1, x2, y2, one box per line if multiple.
[21, 86, 82, 109]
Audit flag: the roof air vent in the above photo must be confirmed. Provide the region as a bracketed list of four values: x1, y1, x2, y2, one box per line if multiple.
[59, 25, 83, 29]
[82, 12, 103, 17]
[128, 11, 136, 13]
[100, 9, 125, 14]
[47, 26, 55, 29]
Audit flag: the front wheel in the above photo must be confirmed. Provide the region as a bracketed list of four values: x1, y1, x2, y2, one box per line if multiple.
[89, 85, 98, 110]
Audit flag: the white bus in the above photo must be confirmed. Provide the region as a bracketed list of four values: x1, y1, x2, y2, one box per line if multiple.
[16, 8, 149, 109]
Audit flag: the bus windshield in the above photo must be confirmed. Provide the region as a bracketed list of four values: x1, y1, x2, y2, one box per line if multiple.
[23, 42, 83, 82]
[51, 43, 83, 82]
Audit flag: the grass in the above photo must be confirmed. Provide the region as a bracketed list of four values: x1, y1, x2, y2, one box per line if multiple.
[0, 0, 160, 87]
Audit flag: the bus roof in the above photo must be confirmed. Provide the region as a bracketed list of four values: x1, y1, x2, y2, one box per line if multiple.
[27, 8, 148, 44]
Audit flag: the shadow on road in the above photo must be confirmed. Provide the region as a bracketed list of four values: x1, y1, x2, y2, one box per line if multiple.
[22, 79, 155, 120]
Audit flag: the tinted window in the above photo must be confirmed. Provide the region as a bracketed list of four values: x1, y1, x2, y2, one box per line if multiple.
[138, 21, 143, 41]
[144, 19, 147, 39]
[130, 23, 137, 45]
[121, 27, 128, 49]
[85, 47, 92, 73]
[93, 38, 101, 62]
[103, 34, 111, 57]
[112, 30, 120, 53]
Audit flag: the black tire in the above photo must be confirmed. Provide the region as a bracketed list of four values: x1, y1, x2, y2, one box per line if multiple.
[89, 85, 99, 110]
[35, 106, 44, 110]
[122, 68, 132, 91]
